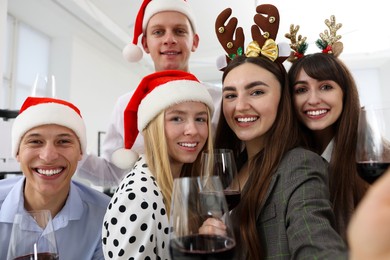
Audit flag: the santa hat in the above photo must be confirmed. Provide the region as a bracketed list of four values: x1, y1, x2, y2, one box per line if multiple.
[12, 97, 87, 157]
[123, 0, 197, 62]
[111, 70, 214, 169]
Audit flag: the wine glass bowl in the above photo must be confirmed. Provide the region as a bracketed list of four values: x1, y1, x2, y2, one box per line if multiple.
[7, 210, 58, 260]
[201, 149, 241, 211]
[169, 176, 236, 260]
[31, 74, 56, 98]
[356, 106, 390, 184]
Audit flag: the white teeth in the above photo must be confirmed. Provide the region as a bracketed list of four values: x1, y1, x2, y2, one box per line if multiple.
[37, 168, 62, 176]
[307, 110, 327, 116]
[163, 52, 178, 55]
[180, 143, 197, 148]
[237, 117, 257, 123]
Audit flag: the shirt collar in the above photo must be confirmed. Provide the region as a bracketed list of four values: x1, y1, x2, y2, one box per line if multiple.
[0, 177, 25, 223]
[0, 177, 84, 229]
[321, 139, 334, 163]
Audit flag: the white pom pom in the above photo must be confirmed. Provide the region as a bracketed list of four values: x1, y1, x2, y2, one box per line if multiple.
[216, 54, 228, 71]
[111, 148, 139, 170]
[278, 42, 291, 57]
[122, 43, 143, 62]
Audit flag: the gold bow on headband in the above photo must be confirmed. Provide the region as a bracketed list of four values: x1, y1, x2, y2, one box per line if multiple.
[245, 39, 278, 61]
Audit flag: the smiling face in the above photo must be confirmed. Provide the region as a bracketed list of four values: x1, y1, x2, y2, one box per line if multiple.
[142, 11, 199, 72]
[292, 69, 344, 133]
[222, 62, 281, 151]
[164, 101, 209, 168]
[17, 124, 82, 198]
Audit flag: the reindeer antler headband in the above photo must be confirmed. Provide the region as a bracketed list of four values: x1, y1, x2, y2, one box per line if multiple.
[285, 15, 344, 62]
[215, 4, 289, 70]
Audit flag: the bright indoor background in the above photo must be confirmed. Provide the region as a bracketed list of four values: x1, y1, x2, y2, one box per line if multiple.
[1, 0, 390, 174]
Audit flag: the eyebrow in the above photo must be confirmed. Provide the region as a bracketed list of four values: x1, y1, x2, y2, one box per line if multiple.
[24, 132, 75, 139]
[166, 110, 208, 116]
[148, 23, 190, 30]
[292, 80, 307, 87]
[223, 81, 269, 92]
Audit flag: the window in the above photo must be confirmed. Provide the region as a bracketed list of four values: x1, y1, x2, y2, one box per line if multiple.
[2, 14, 51, 110]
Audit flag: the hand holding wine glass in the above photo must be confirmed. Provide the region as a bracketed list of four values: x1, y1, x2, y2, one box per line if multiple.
[7, 210, 58, 260]
[201, 149, 241, 211]
[169, 176, 236, 260]
[356, 106, 390, 184]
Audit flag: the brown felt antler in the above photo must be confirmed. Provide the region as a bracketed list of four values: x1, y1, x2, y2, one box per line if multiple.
[251, 4, 288, 63]
[215, 8, 245, 63]
[215, 4, 287, 69]
[252, 4, 280, 47]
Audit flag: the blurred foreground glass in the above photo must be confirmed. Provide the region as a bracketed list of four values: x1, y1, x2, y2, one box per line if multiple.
[7, 210, 58, 260]
[169, 176, 236, 260]
[356, 106, 390, 184]
[201, 149, 241, 211]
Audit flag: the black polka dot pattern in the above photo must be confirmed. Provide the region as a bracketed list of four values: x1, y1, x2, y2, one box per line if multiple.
[102, 155, 170, 260]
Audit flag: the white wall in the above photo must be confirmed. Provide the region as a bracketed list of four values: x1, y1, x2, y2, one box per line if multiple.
[68, 36, 144, 154]
[379, 60, 390, 105]
[0, 0, 7, 93]
[4, 0, 151, 155]
[2, 0, 390, 158]
[351, 68, 381, 107]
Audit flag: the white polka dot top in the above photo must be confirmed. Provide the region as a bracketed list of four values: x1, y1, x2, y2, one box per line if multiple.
[102, 155, 170, 260]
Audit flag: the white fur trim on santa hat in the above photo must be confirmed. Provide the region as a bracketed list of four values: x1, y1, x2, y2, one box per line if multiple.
[138, 80, 214, 131]
[123, 43, 144, 62]
[111, 148, 139, 170]
[143, 0, 197, 33]
[12, 103, 87, 157]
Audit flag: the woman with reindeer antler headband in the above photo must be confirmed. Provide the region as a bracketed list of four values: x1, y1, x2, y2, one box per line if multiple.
[207, 4, 347, 259]
[286, 15, 369, 241]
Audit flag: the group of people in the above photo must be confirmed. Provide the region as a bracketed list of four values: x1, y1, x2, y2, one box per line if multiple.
[0, 0, 388, 259]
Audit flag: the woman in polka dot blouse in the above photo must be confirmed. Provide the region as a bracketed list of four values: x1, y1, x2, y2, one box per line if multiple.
[102, 70, 214, 259]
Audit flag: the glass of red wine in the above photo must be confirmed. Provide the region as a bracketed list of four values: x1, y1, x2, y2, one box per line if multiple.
[7, 210, 58, 260]
[201, 149, 241, 211]
[356, 106, 390, 184]
[169, 176, 236, 260]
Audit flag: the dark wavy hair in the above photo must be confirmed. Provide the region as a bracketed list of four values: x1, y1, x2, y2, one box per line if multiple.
[288, 53, 368, 240]
[215, 55, 300, 259]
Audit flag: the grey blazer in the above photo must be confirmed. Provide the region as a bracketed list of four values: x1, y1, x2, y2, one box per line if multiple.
[234, 147, 348, 259]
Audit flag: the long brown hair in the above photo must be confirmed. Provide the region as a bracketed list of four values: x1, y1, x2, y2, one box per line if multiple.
[143, 106, 214, 216]
[215, 55, 300, 259]
[288, 53, 368, 240]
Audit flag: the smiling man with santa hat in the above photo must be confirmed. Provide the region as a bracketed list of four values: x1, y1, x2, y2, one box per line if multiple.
[76, 0, 221, 188]
[0, 96, 110, 260]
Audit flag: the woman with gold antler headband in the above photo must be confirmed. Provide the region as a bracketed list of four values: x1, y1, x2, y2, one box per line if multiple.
[286, 15, 369, 241]
[208, 4, 347, 259]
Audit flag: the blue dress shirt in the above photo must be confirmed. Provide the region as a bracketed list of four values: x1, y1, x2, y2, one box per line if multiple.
[0, 176, 110, 260]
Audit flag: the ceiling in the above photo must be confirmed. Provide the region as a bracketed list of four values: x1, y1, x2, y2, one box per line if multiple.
[49, 0, 390, 80]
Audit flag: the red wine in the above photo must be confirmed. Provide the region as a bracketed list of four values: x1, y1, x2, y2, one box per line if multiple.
[356, 162, 390, 184]
[199, 191, 226, 216]
[170, 234, 236, 260]
[13, 252, 59, 260]
[224, 191, 241, 211]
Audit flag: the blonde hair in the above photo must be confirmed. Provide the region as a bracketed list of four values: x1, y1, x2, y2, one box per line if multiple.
[143, 105, 213, 216]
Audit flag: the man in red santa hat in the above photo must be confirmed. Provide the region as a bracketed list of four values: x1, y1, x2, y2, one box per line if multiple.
[77, 0, 221, 187]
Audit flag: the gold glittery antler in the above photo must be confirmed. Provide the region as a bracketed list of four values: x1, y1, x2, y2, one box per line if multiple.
[215, 8, 245, 60]
[285, 24, 308, 61]
[316, 15, 344, 57]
